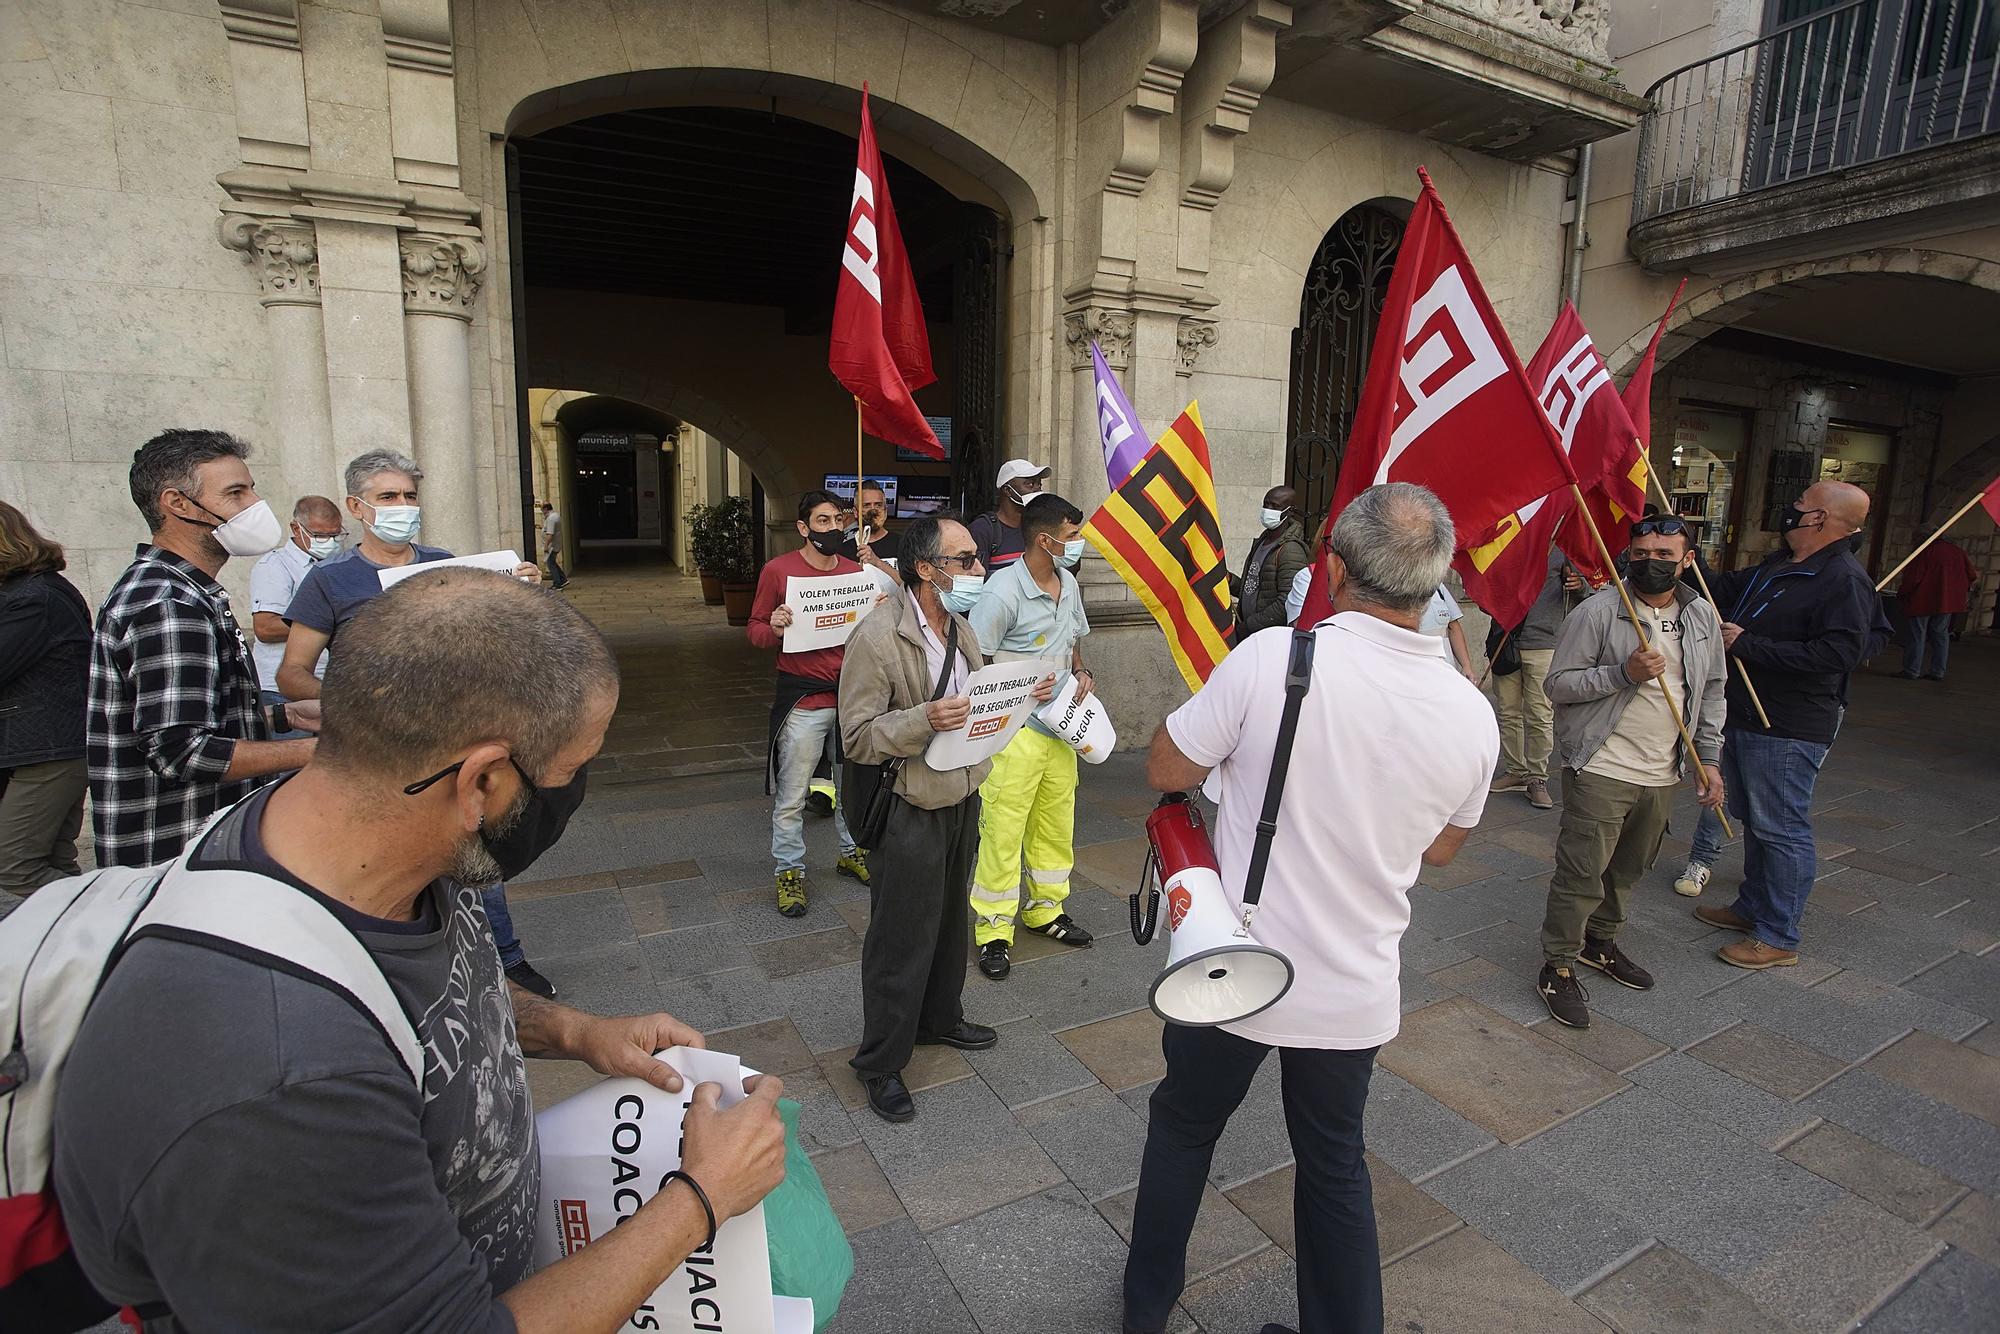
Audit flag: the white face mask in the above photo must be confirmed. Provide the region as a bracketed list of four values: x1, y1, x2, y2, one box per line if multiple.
[203, 498, 284, 558]
[362, 503, 421, 545]
[1259, 508, 1286, 531]
[305, 533, 342, 561]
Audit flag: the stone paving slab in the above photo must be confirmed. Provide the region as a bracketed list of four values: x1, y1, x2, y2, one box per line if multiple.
[1686, 1021, 1850, 1101]
[1530, 1009, 1671, 1076]
[1379, 998, 1630, 1145]
[1806, 1070, 2000, 1195]
[1858, 1248, 2000, 1334]
[853, 1075, 1068, 1232]
[1780, 1123, 1968, 1226]
[1362, 1068, 1499, 1184]
[811, 1141, 907, 1236]
[959, 1018, 1100, 1110]
[1177, 1245, 1301, 1334]
[1865, 1029, 2000, 1125]
[817, 1042, 973, 1111]
[1012, 1085, 1151, 1203]
[1419, 1144, 1652, 1295]
[1743, 1195, 1944, 1333]
[1623, 1050, 1822, 1150]
[1800, 968, 1985, 1043]
[1709, 969, 1914, 1063]
[1580, 1245, 1805, 1334]
[825, 1220, 980, 1334]
[1927, 1189, 2000, 1268]
[1097, 1182, 1271, 1286]
[1380, 1225, 1611, 1332]
[637, 918, 755, 982]
[1904, 950, 2000, 1023]
[1053, 1006, 1165, 1091]
[924, 1185, 1131, 1334]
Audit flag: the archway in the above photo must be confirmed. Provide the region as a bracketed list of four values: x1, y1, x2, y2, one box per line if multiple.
[1283, 200, 1409, 525]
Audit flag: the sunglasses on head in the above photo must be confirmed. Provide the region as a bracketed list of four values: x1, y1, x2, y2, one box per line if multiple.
[1629, 517, 1690, 539]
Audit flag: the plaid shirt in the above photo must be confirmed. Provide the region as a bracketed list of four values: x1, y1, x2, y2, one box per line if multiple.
[88, 545, 270, 867]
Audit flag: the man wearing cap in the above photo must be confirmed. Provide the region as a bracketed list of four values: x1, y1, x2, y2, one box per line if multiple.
[968, 460, 1048, 571]
[967, 493, 1098, 979]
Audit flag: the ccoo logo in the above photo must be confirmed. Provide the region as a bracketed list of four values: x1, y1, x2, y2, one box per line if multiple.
[1167, 886, 1192, 931]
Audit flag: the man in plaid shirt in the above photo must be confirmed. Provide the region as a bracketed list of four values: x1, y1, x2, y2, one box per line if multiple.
[89, 430, 321, 867]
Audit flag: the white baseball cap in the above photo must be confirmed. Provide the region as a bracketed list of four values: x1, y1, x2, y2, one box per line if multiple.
[996, 459, 1051, 491]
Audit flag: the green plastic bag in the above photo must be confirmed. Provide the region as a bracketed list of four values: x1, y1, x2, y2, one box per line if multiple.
[765, 1098, 854, 1331]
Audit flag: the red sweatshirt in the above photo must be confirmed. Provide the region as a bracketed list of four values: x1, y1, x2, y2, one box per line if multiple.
[1897, 539, 1977, 616]
[747, 548, 862, 710]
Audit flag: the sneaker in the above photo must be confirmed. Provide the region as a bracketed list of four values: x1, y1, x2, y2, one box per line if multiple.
[805, 781, 835, 817]
[1526, 777, 1553, 810]
[836, 849, 871, 885]
[505, 960, 557, 999]
[775, 869, 808, 918]
[978, 941, 1011, 979]
[1673, 860, 1712, 898]
[1718, 938, 1798, 970]
[1490, 773, 1528, 792]
[1579, 936, 1655, 990]
[1023, 914, 1094, 947]
[1538, 963, 1590, 1028]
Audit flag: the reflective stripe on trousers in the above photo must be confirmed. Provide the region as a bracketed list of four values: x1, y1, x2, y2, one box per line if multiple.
[970, 726, 1079, 946]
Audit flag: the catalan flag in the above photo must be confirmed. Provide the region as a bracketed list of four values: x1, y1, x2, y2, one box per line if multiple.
[1083, 402, 1234, 691]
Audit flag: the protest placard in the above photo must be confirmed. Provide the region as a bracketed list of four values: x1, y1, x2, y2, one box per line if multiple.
[782, 571, 884, 652]
[924, 659, 1055, 770]
[377, 549, 523, 590]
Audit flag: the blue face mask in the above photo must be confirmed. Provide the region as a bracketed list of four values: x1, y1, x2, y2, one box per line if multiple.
[936, 573, 983, 614]
[1060, 538, 1086, 567]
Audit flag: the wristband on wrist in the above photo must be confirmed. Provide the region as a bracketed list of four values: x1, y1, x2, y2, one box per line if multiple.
[664, 1169, 717, 1248]
[270, 702, 289, 735]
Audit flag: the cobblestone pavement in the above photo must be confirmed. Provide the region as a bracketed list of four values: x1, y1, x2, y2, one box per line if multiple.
[510, 568, 1998, 1333]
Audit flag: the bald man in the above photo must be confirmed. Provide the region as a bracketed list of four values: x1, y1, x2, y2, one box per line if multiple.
[1695, 481, 1890, 970]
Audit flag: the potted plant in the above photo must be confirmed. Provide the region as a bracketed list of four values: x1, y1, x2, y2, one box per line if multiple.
[707, 495, 762, 626]
[686, 501, 725, 606]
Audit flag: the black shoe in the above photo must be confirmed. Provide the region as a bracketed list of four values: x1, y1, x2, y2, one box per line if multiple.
[918, 1021, 998, 1051]
[1260, 1326, 1301, 1334]
[978, 941, 1011, 979]
[862, 1072, 914, 1122]
[1579, 936, 1655, 990]
[1024, 913, 1094, 947]
[1538, 963, 1589, 1028]
[805, 787, 834, 817]
[505, 960, 557, 999]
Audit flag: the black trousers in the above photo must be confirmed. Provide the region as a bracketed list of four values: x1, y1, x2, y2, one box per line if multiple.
[851, 792, 980, 1077]
[1124, 1024, 1383, 1334]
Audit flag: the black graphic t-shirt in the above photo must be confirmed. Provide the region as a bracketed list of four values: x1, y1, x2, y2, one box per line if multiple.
[54, 786, 539, 1331]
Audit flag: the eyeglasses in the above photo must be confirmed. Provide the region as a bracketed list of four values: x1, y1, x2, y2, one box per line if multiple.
[1629, 517, 1691, 538]
[933, 552, 980, 571]
[405, 755, 537, 796]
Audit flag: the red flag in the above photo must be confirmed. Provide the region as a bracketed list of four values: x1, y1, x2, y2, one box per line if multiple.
[830, 85, 943, 459]
[1457, 302, 1641, 623]
[1981, 477, 2000, 527]
[1297, 170, 1574, 627]
[1619, 278, 1686, 448]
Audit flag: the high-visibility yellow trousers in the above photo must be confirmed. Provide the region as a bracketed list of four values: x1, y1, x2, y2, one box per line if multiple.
[970, 725, 1079, 947]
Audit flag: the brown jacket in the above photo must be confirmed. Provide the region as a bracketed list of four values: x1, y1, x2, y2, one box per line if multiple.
[837, 587, 990, 810]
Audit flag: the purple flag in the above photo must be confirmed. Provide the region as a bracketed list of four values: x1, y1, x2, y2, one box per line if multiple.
[1092, 340, 1149, 487]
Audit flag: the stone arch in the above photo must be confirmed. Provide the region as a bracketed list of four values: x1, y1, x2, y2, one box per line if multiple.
[1603, 248, 2000, 377]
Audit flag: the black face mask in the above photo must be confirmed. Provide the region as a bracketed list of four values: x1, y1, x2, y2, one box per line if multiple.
[1627, 558, 1682, 596]
[806, 528, 847, 557]
[482, 763, 590, 882]
[1778, 506, 1824, 534]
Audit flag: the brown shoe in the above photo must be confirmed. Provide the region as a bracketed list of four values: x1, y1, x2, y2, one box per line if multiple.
[1694, 903, 1752, 932]
[1718, 938, 1799, 970]
[1526, 778, 1553, 810]
[1490, 773, 1528, 792]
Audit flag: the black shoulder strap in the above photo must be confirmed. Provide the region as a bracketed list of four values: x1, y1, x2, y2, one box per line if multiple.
[932, 621, 960, 701]
[1242, 627, 1316, 912]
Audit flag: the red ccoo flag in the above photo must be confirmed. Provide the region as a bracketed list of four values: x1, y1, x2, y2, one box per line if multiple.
[1983, 477, 2000, 527]
[1296, 169, 1574, 627]
[830, 84, 943, 459]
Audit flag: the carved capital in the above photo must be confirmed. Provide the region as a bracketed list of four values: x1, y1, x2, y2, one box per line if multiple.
[219, 214, 319, 306]
[1064, 307, 1137, 371]
[400, 234, 486, 319]
[1175, 318, 1218, 375]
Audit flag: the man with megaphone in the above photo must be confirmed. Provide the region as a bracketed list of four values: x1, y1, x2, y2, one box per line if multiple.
[1121, 484, 1499, 1334]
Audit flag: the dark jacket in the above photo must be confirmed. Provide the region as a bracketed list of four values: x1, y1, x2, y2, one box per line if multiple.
[1236, 518, 1310, 635]
[1707, 543, 1891, 745]
[0, 569, 92, 768]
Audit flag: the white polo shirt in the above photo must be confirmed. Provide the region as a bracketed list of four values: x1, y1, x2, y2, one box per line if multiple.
[1165, 612, 1498, 1049]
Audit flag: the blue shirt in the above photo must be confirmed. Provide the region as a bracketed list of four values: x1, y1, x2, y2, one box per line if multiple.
[284, 544, 453, 637]
[970, 560, 1090, 737]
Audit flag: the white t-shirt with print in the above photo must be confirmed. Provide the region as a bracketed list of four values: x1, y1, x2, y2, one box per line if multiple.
[1165, 613, 1499, 1049]
[1584, 598, 1685, 787]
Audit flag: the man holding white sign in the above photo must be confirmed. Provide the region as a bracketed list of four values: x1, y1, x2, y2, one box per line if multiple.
[748, 489, 871, 918]
[837, 516, 1055, 1122]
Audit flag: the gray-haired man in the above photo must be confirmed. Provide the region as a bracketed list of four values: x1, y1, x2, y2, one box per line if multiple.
[1125, 483, 1498, 1334]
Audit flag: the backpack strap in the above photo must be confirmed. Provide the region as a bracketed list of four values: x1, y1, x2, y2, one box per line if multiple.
[1239, 627, 1316, 928]
[130, 864, 424, 1090]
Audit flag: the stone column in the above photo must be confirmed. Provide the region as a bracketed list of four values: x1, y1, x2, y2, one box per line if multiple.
[400, 231, 486, 556]
[220, 215, 339, 498]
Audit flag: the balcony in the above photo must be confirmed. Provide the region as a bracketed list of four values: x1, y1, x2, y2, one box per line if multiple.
[1629, 0, 2000, 270]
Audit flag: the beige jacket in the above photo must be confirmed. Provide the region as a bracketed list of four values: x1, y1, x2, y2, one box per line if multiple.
[837, 588, 990, 810]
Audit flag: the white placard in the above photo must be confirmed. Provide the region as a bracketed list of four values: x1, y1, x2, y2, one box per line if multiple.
[376, 549, 522, 590]
[782, 571, 884, 652]
[923, 659, 1056, 771]
[534, 1047, 778, 1334]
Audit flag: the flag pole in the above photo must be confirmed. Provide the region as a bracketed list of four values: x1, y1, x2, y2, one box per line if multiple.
[1638, 447, 1771, 730]
[1875, 486, 1991, 591]
[853, 396, 864, 519]
[1570, 482, 1734, 839]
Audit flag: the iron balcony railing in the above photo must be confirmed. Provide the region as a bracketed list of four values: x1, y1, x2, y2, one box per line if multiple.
[1633, 0, 1999, 225]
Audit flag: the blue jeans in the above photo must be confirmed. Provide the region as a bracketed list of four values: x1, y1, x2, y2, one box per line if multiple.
[1899, 613, 1951, 678]
[1125, 1023, 1381, 1334]
[1688, 805, 1723, 868]
[773, 706, 852, 873]
[482, 883, 525, 968]
[1722, 727, 1829, 951]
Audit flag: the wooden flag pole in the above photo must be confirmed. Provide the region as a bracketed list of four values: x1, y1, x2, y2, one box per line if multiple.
[1570, 483, 1734, 838]
[1875, 487, 1991, 591]
[853, 397, 865, 519]
[1638, 448, 1771, 730]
